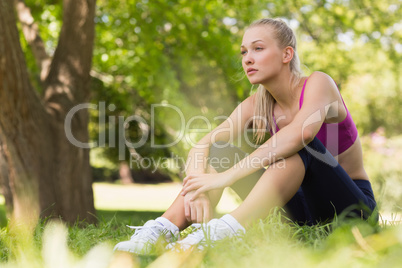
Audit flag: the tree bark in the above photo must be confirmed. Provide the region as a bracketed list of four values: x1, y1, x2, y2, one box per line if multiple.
[14, 0, 51, 82]
[0, 141, 13, 215]
[0, 0, 96, 224]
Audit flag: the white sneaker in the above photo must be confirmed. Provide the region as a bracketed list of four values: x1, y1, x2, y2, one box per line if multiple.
[114, 219, 179, 254]
[168, 218, 244, 251]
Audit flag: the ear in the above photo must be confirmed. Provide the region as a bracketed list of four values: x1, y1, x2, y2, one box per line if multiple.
[282, 46, 294, 64]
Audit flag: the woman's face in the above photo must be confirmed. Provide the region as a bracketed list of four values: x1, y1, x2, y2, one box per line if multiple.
[241, 26, 283, 85]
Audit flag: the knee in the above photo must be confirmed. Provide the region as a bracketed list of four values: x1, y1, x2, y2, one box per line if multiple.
[304, 137, 328, 154]
[298, 137, 325, 169]
[209, 141, 230, 168]
[209, 141, 229, 158]
[209, 141, 237, 172]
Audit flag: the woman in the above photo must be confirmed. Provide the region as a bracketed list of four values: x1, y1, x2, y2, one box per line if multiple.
[114, 18, 377, 253]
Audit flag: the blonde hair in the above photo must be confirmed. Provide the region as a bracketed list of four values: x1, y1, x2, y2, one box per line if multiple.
[249, 18, 303, 144]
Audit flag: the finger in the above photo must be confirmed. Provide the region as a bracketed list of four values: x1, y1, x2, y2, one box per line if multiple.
[196, 203, 203, 223]
[181, 184, 191, 195]
[181, 185, 193, 196]
[203, 201, 210, 223]
[182, 174, 193, 185]
[185, 175, 199, 185]
[191, 190, 199, 201]
[184, 199, 191, 222]
[190, 201, 196, 223]
[181, 189, 186, 196]
[181, 185, 189, 196]
[181, 181, 200, 196]
[190, 187, 206, 201]
[181, 184, 189, 196]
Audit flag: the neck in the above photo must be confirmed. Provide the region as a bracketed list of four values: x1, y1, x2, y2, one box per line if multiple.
[261, 70, 298, 109]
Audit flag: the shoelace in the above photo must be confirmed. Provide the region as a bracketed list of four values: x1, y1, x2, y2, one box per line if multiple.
[184, 220, 234, 242]
[181, 224, 206, 243]
[191, 223, 202, 229]
[126, 224, 163, 241]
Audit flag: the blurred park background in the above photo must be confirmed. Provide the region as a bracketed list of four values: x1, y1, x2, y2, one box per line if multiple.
[0, 0, 401, 227]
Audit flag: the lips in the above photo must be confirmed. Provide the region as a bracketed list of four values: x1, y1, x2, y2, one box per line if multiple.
[247, 68, 257, 75]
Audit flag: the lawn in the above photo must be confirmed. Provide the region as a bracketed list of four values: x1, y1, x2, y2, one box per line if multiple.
[0, 136, 401, 267]
[0, 182, 255, 268]
[0, 182, 401, 268]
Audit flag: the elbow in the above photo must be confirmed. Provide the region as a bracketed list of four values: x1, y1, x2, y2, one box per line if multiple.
[301, 128, 315, 145]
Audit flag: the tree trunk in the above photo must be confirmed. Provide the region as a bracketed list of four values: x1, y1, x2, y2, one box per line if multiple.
[0, 0, 96, 224]
[0, 141, 13, 216]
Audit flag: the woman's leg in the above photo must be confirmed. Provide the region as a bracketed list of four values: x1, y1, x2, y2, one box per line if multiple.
[161, 174, 224, 230]
[168, 138, 377, 251]
[171, 152, 307, 250]
[208, 141, 312, 224]
[208, 141, 265, 199]
[231, 137, 376, 228]
[297, 138, 376, 222]
[162, 141, 265, 230]
[230, 153, 306, 228]
[161, 195, 191, 230]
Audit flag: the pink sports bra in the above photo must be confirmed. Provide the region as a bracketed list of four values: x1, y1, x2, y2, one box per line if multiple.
[274, 78, 358, 156]
[300, 78, 358, 155]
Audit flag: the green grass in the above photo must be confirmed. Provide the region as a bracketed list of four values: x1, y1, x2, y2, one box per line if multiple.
[0, 203, 7, 228]
[0, 135, 401, 267]
[0, 206, 401, 268]
[0, 208, 162, 267]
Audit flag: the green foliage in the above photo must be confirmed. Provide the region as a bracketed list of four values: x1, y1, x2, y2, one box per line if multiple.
[361, 135, 402, 214]
[90, 0, 402, 174]
[19, 0, 402, 178]
[91, 0, 255, 169]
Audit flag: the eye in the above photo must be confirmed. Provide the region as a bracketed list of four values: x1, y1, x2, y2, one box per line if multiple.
[240, 50, 247, 56]
[255, 47, 263, 51]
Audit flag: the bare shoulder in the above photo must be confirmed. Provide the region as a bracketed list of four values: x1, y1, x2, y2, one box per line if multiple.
[305, 71, 339, 96]
[239, 92, 257, 110]
[305, 71, 347, 122]
[248, 92, 258, 105]
[235, 93, 257, 125]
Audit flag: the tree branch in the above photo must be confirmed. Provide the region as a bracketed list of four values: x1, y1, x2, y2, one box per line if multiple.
[291, 0, 321, 44]
[14, 0, 51, 82]
[0, 0, 46, 121]
[44, 0, 96, 115]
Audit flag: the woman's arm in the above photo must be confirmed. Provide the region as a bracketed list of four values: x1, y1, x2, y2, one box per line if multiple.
[182, 72, 346, 198]
[182, 94, 256, 222]
[184, 94, 256, 175]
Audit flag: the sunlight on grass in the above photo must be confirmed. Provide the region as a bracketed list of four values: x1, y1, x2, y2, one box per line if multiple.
[0, 221, 136, 268]
[93, 182, 240, 215]
[1, 209, 402, 267]
[0, 136, 401, 267]
[41, 222, 113, 268]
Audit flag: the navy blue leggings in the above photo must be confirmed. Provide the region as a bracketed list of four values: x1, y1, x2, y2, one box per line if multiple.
[208, 138, 377, 225]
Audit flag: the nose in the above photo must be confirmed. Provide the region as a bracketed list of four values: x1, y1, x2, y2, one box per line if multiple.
[243, 53, 254, 65]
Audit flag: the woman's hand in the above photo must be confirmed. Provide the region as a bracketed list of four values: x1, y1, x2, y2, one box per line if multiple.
[181, 172, 233, 200]
[184, 191, 212, 223]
